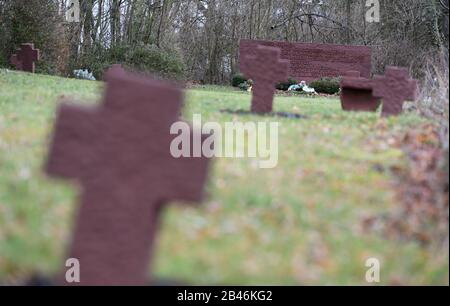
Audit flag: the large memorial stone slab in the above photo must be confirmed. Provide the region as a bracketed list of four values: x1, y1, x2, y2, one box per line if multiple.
[240, 39, 372, 82]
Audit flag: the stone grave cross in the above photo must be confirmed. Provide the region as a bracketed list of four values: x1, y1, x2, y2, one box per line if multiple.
[240, 45, 289, 114]
[11, 43, 40, 73]
[373, 66, 418, 116]
[45, 68, 211, 285]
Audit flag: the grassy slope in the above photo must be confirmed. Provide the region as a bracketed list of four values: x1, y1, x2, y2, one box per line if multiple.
[0, 70, 448, 285]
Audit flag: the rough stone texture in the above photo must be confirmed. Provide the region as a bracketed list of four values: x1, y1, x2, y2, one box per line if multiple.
[344, 71, 362, 78]
[45, 68, 212, 286]
[340, 71, 381, 112]
[373, 66, 418, 117]
[240, 45, 289, 113]
[10, 43, 40, 73]
[240, 39, 372, 82]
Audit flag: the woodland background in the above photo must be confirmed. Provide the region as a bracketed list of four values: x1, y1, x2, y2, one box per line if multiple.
[0, 0, 448, 83]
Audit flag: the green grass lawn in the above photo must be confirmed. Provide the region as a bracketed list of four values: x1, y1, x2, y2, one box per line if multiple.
[0, 70, 448, 285]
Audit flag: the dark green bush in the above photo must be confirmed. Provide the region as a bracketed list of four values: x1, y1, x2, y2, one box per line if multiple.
[127, 44, 186, 80]
[0, 50, 8, 68]
[309, 77, 341, 95]
[74, 43, 186, 81]
[232, 73, 248, 87]
[276, 77, 298, 91]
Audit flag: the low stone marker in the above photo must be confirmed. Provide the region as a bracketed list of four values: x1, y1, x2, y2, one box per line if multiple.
[10, 43, 40, 73]
[340, 71, 381, 112]
[373, 66, 418, 117]
[45, 67, 212, 285]
[240, 45, 289, 114]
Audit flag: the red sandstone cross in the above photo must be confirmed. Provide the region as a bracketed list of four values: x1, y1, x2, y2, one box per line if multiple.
[240, 45, 289, 114]
[373, 66, 418, 117]
[11, 43, 40, 73]
[45, 68, 211, 285]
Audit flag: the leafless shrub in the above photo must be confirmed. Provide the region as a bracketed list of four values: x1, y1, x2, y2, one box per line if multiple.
[417, 52, 449, 123]
[415, 50, 449, 245]
[414, 50, 448, 152]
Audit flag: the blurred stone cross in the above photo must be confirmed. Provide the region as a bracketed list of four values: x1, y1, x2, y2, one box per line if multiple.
[104, 64, 125, 80]
[10, 43, 40, 73]
[373, 66, 418, 117]
[240, 45, 289, 114]
[45, 67, 212, 285]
